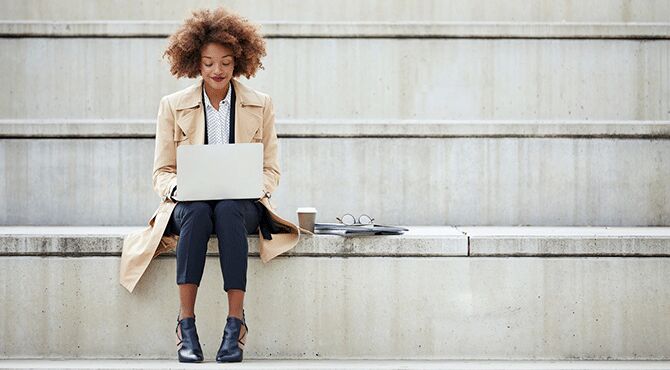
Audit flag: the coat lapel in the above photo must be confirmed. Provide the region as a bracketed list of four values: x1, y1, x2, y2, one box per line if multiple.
[232, 79, 264, 143]
[172, 82, 203, 145]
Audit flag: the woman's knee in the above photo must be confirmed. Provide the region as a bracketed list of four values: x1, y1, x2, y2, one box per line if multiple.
[177, 202, 213, 230]
[213, 199, 244, 219]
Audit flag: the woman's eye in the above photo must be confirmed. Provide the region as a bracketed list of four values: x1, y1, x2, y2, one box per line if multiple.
[204, 64, 213, 67]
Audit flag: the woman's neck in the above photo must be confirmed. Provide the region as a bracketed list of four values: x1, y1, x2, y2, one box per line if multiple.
[203, 82, 230, 110]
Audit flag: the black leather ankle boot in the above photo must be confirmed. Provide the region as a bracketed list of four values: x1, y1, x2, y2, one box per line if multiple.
[216, 312, 248, 363]
[176, 315, 204, 363]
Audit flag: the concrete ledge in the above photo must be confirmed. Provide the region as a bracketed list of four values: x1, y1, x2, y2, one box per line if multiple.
[460, 227, 670, 256]
[1, 228, 669, 360]
[2, 256, 669, 359]
[2, 120, 669, 139]
[0, 226, 468, 257]
[1, 21, 670, 39]
[2, 227, 669, 257]
[2, 359, 670, 369]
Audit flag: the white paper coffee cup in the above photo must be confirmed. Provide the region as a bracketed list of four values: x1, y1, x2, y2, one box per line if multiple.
[296, 207, 317, 232]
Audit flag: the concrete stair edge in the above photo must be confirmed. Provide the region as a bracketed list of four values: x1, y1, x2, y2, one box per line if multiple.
[2, 226, 669, 257]
[2, 21, 670, 39]
[2, 359, 670, 370]
[2, 119, 670, 138]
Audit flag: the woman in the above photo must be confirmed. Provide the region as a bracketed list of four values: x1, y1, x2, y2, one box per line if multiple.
[118, 7, 303, 363]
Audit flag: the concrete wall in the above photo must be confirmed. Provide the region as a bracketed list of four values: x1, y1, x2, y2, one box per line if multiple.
[1, 136, 668, 226]
[2, 255, 669, 359]
[2, 0, 669, 22]
[2, 226, 667, 359]
[2, 0, 669, 364]
[1, 2, 668, 227]
[1, 38, 668, 121]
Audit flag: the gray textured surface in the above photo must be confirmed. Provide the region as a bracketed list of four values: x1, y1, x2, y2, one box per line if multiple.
[2, 120, 670, 138]
[460, 226, 670, 255]
[2, 359, 670, 369]
[2, 21, 670, 38]
[1, 256, 669, 359]
[2, 0, 669, 363]
[2, 0, 669, 22]
[0, 226, 467, 256]
[1, 38, 669, 121]
[1, 137, 668, 226]
[2, 226, 670, 256]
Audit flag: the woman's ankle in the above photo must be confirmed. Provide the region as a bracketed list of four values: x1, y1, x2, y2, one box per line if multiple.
[178, 311, 195, 321]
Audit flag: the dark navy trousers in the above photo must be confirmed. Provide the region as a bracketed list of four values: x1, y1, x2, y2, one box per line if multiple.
[165, 199, 262, 292]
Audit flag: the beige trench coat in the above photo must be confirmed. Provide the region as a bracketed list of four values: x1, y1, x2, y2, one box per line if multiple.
[119, 78, 305, 293]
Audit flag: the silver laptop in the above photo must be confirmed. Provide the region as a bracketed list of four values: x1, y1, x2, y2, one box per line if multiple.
[175, 143, 263, 201]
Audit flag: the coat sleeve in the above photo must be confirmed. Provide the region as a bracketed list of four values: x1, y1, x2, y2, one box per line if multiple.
[261, 94, 280, 196]
[152, 96, 178, 201]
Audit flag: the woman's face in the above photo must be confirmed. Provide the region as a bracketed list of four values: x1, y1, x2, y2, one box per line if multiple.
[200, 42, 235, 91]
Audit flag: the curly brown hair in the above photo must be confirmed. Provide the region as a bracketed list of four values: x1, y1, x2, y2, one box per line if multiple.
[163, 7, 267, 79]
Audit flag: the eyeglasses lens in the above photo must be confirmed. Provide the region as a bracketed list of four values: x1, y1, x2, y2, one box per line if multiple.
[341, 214, 356, 225]
[359, 214, 373, 225]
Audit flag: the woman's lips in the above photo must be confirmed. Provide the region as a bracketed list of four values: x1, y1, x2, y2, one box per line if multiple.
[212, 77, 225, 82]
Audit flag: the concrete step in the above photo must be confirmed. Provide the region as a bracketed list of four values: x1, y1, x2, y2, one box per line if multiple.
[3, 21, 670, 39]
[0, 226, 468, 257]
[0, 123, 668, 226]
[3, 0, 669, 22]
[1, 227, 669, 359]
[3, 226, 669, 257]
[3, 119, 670, 138]
[0, 37, 668, 121]
[2, 359, 670, 370]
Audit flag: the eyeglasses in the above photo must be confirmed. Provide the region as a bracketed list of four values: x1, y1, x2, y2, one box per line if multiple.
[336, 213, 375, 226]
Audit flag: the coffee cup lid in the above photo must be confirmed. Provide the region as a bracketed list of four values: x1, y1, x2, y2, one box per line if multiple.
[296, 207, 317, 213]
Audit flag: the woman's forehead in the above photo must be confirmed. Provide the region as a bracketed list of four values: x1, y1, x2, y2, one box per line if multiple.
[201, 43, 234, 58]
